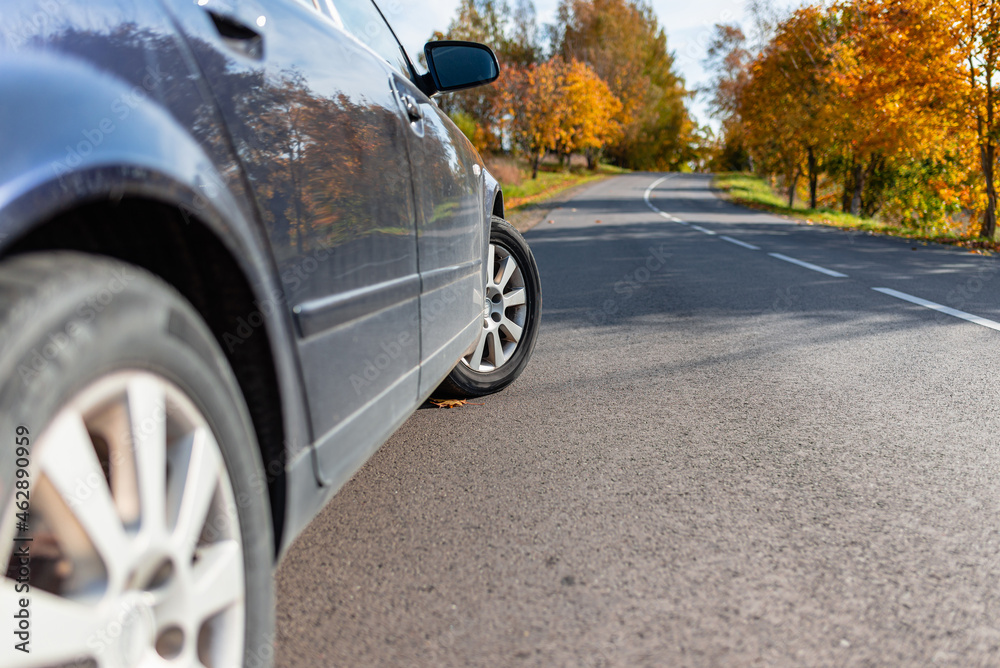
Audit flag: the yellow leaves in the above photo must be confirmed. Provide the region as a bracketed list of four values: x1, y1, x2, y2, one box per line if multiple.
[560, 59, 623, 152]
[737, 7, 839, 174]
[501, 57, 622, 163]
[738, 0, 970, 169]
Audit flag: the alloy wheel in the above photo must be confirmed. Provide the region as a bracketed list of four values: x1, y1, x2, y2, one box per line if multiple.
[1, 370, 245, 668]
[462, 242, 528, 372]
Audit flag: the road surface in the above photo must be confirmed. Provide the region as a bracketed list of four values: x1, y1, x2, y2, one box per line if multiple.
[275, 173, 1000, 666]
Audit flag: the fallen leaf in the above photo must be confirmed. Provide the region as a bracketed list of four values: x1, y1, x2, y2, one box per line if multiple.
[429, 398, 482, 408]
[548, 219, 555, 224]
[595, 219, 602, 224]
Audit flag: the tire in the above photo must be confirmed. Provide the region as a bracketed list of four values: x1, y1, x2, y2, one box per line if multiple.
[0, 252, 274, 668]
[436, 216, 541, 398]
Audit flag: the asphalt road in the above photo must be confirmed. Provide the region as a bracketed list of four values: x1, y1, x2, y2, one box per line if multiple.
[275, 173, 1000, 667]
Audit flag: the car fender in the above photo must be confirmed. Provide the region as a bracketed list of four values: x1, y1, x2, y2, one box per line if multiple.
[0, 52, 246, 246]
[0, 52, 312, 479]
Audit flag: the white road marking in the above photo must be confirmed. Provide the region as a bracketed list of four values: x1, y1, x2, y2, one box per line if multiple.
[872, 288, 1000, 332]
[641, 178, 1000, 335]
[644, 175, 691, 224]
[643, 175, 674, 213]
[768, 253, 848, 277]
[644, 174, 691, 226]
[720, 235, 759, 250]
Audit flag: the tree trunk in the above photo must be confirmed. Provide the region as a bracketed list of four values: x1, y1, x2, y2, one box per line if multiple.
[586, 148, 596, 170]
[787, 166, 801, 208]
[807, 146, 818, 209]
[531, 151, 541, 180]
[841, 157, 854, 213]
[850, 162, 865, 216]
[860, 155, 882, 218]
[978, 52, 997, 237]
[981, 140, 997, 238]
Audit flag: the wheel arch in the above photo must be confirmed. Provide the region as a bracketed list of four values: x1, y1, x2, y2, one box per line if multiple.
[491, 190, 505, 219]
[484, 168, 505, 220]
[0, 51, 317, 553]
[0, 190, 302, 554]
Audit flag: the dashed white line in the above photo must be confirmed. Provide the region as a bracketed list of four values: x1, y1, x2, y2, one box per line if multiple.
[645, 177, 840, 274]
[720, 235, 759, 250]
[768, 253, 848, 278]
[872, 288, 1000, 332]
[642, 178, 1000, 336]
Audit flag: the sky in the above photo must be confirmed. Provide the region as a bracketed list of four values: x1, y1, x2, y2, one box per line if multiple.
[380, 0, 799, 130]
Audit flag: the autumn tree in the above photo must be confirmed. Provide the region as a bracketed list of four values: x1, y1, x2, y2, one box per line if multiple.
[705, 24, 752, 122]
[739, 7, 841, 208]
[945, 0, 1000, 237]
[502, 58, 621, 177]
[708, 0, 1000, 237]
[703, 24, 754, 172]
[501, 62, 561, 177]
[559, 59, 624, 166]
[552, 0, 695, 169]
[433, 0, 541, 152]
[830, 0, 965, 216]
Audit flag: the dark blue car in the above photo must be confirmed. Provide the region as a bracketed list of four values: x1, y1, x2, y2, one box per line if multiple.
[0, 1, 540, 665]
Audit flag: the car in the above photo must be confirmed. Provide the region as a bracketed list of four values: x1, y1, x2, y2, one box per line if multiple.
[0, 1, 541, 666]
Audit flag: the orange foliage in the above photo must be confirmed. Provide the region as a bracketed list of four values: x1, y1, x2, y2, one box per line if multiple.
[714, 0, 1000, 234]
[501, 58, 621, 177]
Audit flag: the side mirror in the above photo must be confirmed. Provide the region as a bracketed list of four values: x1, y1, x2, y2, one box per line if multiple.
[423, 41, 499, 95]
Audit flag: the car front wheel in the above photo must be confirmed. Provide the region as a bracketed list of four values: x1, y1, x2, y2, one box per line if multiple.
[437, 216, 541, 398]
[0, 252, 274, 668]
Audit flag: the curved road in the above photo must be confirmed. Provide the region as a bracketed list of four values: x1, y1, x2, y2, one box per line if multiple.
[276, 173, 1000, 666]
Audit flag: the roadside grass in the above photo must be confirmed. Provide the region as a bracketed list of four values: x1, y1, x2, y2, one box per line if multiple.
[713, 172, 996, 254]
[503, 163, 628, 211]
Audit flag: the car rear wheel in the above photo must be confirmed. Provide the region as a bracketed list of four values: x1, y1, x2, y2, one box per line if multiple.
[0, 252, 274, 668]
[436, 216, 541, 398]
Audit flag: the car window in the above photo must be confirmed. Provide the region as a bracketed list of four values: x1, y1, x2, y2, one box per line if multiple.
[328, 0, 412, 77]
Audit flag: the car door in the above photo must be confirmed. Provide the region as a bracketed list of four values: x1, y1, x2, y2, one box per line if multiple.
[163, 0, 421, 451]
[394, 73, 488, 396]
[328, 0, 486, 396]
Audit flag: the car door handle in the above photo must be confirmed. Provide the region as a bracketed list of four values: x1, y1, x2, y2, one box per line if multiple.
[401, 94, 423, 121]
[205, 9, 264, 60]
